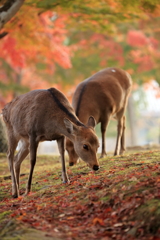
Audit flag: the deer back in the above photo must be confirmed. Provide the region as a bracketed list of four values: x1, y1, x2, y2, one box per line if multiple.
[72, 67, 132, 124]
[2, 88, 84, 141]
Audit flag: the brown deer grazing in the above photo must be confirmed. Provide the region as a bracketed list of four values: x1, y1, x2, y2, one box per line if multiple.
[66, 67, 132, 166]
[2, 88, 100, 198]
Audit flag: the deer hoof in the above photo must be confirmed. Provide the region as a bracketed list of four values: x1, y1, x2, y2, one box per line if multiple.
[69, 162, 74, 166]
[12, 193, 18, 198]
[63, 179, 70, 184]
[23, 189, 30, 197]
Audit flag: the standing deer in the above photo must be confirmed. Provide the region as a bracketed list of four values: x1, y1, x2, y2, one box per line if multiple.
[2, 88, 100, 198]
[66, 67, 132, 166]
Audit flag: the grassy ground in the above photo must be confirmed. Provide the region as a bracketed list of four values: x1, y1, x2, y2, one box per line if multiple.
[0, 148, 160, 240]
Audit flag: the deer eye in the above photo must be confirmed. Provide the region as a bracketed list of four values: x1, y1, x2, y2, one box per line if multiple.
[83, 144, 89, 150]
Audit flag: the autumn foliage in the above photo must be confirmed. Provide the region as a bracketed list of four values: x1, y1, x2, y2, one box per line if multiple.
[0, 9, 74, 106]
[0, 0, 160, 106]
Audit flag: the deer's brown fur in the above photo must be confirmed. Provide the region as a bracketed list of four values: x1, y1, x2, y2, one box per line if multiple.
[2, 88, 99, 198]
[66, 67, 132, 166]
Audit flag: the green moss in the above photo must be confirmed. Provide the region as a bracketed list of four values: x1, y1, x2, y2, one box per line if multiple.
[129, 199, 160, 235]
[0, 211, 11, 221]
[100, 195, 110, 202]
[0, 220, 58, 240]
[136, 199, 160, 218]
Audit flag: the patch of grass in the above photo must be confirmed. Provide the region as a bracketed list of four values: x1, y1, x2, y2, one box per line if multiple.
[0, 211, 11, 221]
[136, 199, 160, 218]
[0, 220, 59, 240]
[129, 199, 160, 236]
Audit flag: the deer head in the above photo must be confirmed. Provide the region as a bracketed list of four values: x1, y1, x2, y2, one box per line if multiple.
[65, 116, 99, 170]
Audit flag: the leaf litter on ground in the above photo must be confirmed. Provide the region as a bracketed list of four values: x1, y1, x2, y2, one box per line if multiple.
[0, 149, 160, 240]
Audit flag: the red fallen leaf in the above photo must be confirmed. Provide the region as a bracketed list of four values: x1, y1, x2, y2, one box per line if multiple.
[32, 222, 40, 227]
[104, 207, 112, 213]
[92, 217, 105, 226]
[54, 177, 59, 180]
[17, 214, 26, 221]
[46, 173, 52, 176]
[18, 196, 24, 200]
[37, 205, 43, 210]
[10, 213, 18, 217]
[67, 216, 75, 220]
[21, 218, 33, 223]
[28, 192, 36, 196]
[89, 183, 102, 189]
[154, 165, 159, 169]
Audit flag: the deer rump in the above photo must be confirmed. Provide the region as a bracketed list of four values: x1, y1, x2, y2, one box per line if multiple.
[66, 67, 132, 166]
[2, 88, 99, 198]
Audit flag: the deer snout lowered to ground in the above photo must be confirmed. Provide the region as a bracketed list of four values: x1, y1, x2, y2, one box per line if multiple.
[66, 67, 132, 166]
[2, 88, 100, 198]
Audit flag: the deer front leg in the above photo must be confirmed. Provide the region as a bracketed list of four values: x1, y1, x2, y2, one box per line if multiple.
[100, 117, 109, 158]
[57, 136, 69, 183]
[7, 134, 18, 198]
[25, 136, 38, 196]
[14, 140, 29, 188]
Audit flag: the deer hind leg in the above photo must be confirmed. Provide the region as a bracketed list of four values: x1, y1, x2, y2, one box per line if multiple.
[57, 136, 69, 183]
[120, 115, 126, 155]
[25, 135, 38, 196]
[114, 110, 125, 156]
[100, 116, 110, 158]
[14, 139, 29, 189]
[7, 131, 19, 198]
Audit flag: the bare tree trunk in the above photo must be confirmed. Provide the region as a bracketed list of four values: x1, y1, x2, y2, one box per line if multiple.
[0, 0, 25, 29]
[127, 94, 137, 146]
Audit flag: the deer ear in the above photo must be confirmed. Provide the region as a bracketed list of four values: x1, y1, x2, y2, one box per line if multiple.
[87, 116, 96, 129]
[64, 118, 78, 135]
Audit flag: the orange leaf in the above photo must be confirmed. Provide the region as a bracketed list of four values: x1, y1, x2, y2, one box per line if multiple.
[92, 217, 105, 226]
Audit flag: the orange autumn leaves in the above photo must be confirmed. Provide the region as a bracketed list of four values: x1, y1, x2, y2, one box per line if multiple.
[127, 30, 160, 72]
[0, 10, 72, 72]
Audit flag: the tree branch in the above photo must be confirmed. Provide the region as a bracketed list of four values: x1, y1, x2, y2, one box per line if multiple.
[0, 31, 8, 38]
[0, 0, 25, 29]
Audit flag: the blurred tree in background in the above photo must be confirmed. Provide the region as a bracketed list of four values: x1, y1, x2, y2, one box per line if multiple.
[0, 0, 160, 101]
[0, 0, 160, 149]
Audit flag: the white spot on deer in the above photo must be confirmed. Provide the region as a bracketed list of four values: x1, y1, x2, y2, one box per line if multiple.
[111, 69, 116, 72]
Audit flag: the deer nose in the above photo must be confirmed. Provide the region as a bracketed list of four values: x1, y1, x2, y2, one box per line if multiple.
[93, 165, 99, 171]
[69, 162, 74, 166]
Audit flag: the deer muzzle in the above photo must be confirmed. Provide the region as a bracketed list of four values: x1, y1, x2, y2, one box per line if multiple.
[93, 165, 100, 171]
